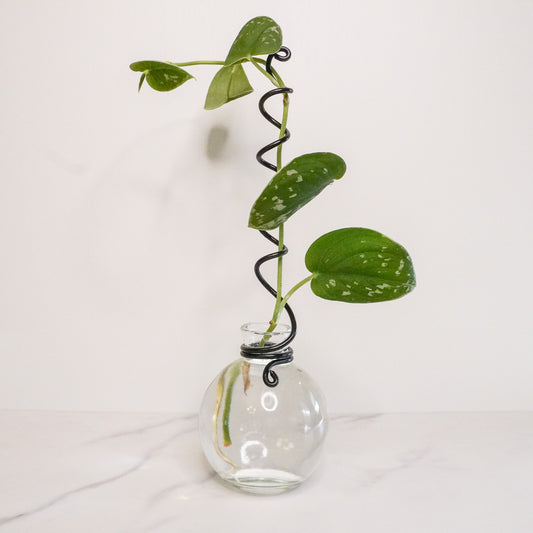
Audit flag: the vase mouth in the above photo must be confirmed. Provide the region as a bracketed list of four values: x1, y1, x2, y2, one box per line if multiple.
[241, 322, 291, 347]
[241, 322, 290, 335]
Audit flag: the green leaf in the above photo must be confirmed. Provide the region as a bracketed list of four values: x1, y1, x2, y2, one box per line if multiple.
[138, 72, 146, 92]
[204, 64, 253, 110]
[305, 228, 416, 303]
[225, 16, 282, 65]
[129, 61, 193, 92]
[248, 153, 346, 230]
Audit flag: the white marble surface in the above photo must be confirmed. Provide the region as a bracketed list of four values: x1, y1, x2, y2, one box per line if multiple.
[0, 411, 532, 532]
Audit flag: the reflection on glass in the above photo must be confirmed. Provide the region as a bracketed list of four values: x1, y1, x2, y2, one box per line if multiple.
[240, 439, 268, 465]
[261, 391, 278, 412]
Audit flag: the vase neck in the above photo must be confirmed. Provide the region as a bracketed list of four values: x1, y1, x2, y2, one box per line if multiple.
[239, 323, 294, 387]
[240, 322, 291, 347]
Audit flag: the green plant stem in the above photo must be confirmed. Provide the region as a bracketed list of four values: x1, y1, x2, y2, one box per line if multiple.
[271, 92, 291, 324]
[275, 274, 315, 320]
[170, 60, 225, 67]
[252, 57, 286, 87]
[260, 274, 315, 344]
[277, 92, 290, 168]
[249, 57, 292, 331]
[222, 361, 243, 447]
[249, 57, 280, 87]
[274, 224, 284, 317]
[213, 365, 237, 468]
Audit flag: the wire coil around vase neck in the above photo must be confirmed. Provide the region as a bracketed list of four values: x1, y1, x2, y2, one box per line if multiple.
[240, 322, 294, 387]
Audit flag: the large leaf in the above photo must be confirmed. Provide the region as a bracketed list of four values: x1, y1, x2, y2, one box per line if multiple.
[305, 228, 416, 303]
[248, 153, 346, 230]
[204, 64, 253, 110]
[130, 61, 193, 92]
[225, 16, 282, 65]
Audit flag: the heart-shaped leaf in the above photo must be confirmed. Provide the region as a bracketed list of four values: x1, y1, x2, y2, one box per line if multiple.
[225, 16, 282, 65]
[204, 64, 253, 110]
[248, 153, 346, 230]
[130, 61, 193, 92]
[305, 228, 416, 303]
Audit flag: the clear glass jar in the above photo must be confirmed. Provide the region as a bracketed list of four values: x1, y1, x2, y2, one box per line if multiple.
[199, 323, 328, 494]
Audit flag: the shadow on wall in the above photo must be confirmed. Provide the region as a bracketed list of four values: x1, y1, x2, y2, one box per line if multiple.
[206, 125, 230, 161]
[70, 115, 257, 337]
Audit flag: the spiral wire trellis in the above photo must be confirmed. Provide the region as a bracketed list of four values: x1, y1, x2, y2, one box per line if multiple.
[240, 47, 297, 388]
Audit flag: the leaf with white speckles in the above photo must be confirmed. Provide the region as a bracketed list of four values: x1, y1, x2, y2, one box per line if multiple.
[225, 16, 282, 65]
[204, 64, 253, 110]
[305, 228, 416, 303]
[248, 152, 346, 230]
[130, 61, 193, 92]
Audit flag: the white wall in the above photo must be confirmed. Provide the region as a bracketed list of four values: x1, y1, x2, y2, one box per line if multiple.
[0, 0, 531, 412]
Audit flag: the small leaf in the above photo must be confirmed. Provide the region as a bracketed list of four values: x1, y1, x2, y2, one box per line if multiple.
[305, 228, 416, 303]
[225, 16, 282, 65]
[130, 61, 193, 92]
[129, 61, 159, 72]
[248, 153, 346, 230]
[204, 64, 253, 110]
[138, 72, 146, 92]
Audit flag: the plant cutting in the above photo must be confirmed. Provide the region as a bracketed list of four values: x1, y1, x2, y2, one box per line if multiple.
[131, 16, 416, 494]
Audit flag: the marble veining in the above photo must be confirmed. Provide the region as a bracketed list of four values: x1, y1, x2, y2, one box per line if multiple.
[0, 414, 199, 528]
[85, 414, 191, 443]
[1, 411, 532, 532]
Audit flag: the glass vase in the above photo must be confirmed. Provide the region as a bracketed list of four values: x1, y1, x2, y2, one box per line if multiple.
[199, 323, 328, 494]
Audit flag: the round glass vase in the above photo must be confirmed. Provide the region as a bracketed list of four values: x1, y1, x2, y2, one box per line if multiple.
[199, 323, 328, 495]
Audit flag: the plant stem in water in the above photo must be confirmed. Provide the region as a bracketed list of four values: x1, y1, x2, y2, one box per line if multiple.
[221, 361, 243, 447]
[213, 365, 237, 469]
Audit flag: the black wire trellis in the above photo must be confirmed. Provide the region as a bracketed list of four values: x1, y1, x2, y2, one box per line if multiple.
[240, 47, 296, 388]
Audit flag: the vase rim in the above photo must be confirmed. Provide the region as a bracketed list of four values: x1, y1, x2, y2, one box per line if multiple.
[240, 322, 290, 336]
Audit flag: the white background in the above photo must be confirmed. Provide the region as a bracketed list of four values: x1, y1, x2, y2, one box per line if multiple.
[0, 0, 531, 413]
